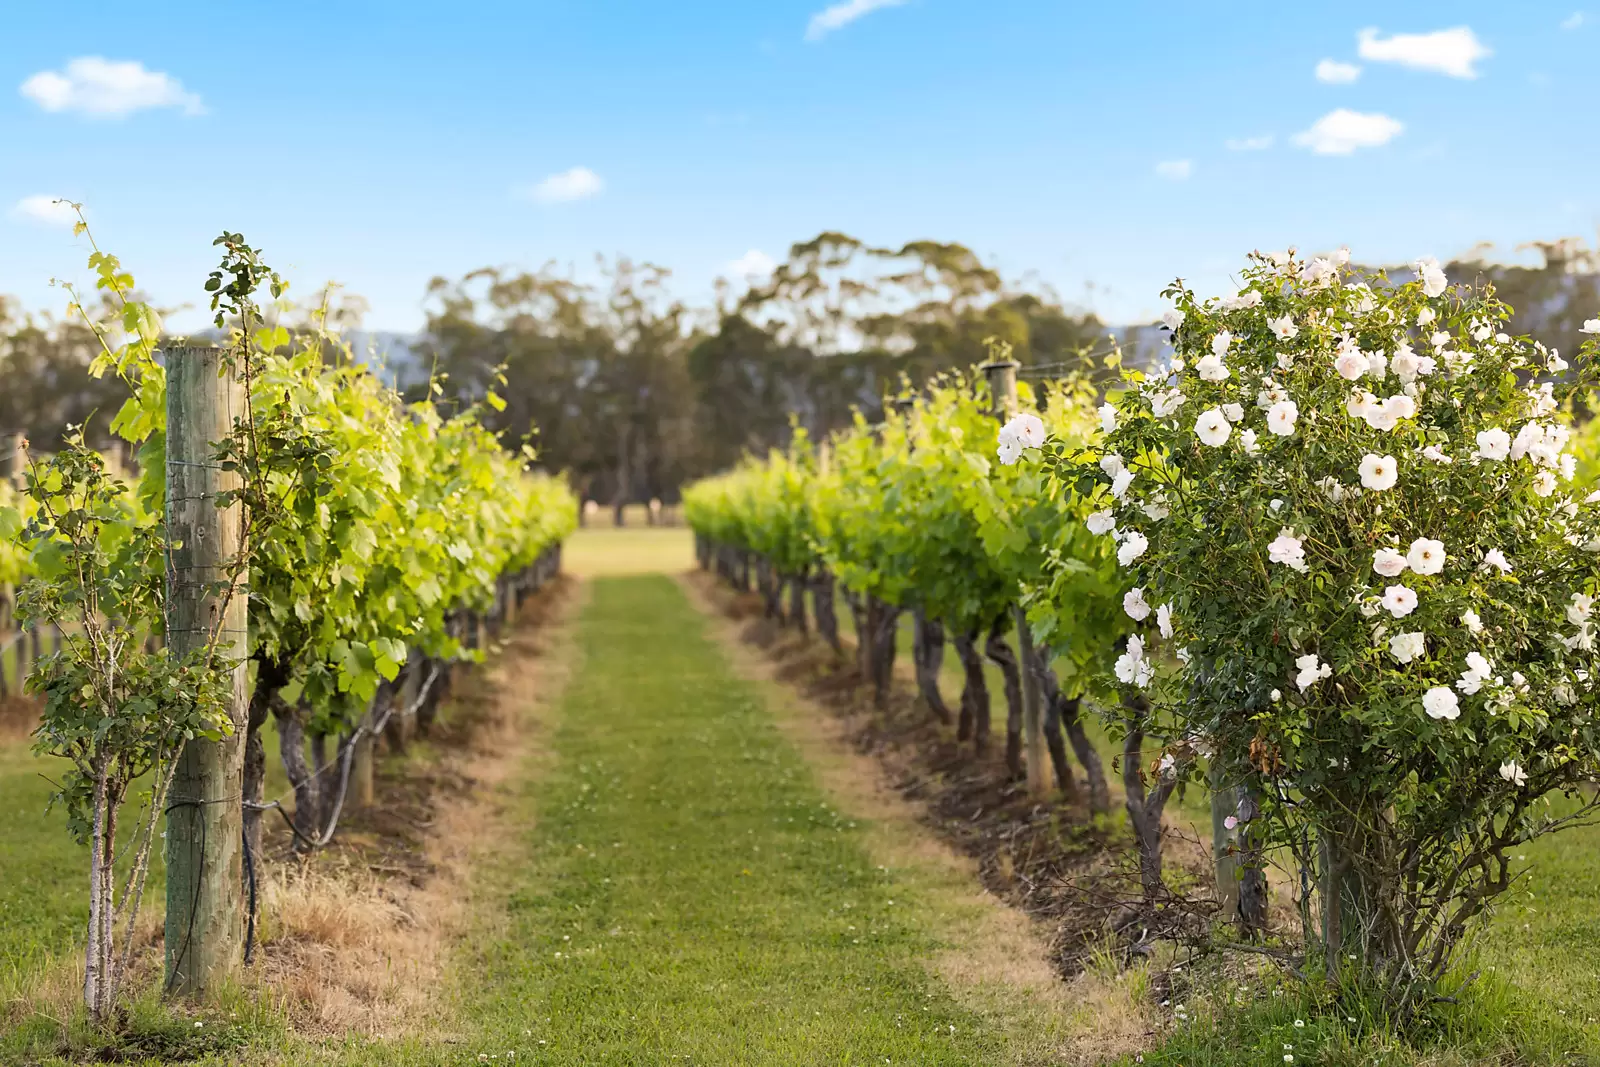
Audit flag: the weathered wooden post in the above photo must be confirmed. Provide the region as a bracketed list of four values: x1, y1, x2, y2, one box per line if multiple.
[164, 346, 248, 996]
[981, 358, 1050, 798]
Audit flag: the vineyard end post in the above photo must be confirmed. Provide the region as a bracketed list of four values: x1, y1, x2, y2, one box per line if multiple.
[163, 345, 249, 997]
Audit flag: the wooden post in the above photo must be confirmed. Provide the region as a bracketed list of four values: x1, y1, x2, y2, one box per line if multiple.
[163, 346, 248, 997]
[1210, 771, 1241, 923]
[981, 359, 1049, 797]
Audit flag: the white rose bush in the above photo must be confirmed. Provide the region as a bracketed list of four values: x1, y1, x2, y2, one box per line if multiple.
[1044, 247, 1600, 1009]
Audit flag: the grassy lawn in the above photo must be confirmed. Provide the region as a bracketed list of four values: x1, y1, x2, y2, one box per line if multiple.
[562, 525, 694, 577]
[462, 574, 1009, 1064]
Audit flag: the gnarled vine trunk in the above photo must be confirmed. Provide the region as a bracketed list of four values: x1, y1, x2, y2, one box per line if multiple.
[911, 609, 950, 723]
[952, 628, 989, 752]
[274, 701, 319, 853]
[788, 569, 808, 634]
[867, 596, 901, 708]
[1122, 692, 1177, 901]
[984, 622, 1024, 779]
[812, 570, 841, 655]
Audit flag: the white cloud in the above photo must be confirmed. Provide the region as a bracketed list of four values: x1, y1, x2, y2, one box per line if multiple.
[521, 166, 604, 204]
[1356, 26, 1491, 79]
[1155, 159, 1193, 180]
[726, 249, 776, 279]
[1316, 58, 1362, 83]
[806, 0, 908, 41]
[20, 57, 203, 117]
[1225, 134, 1274, 151]
[1292, 109, 1404, 155]
[1562, 11, 1585, 29]
[9, 196, 79, 227]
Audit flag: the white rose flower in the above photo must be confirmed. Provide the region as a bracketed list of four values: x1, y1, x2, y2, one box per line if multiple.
[1474, 428, 1511, 461]
[1415, 256, 1448, 298]
[1406, 538, 1445, 576]
[1117, 530, 1149, 567]
[1388, 631, 1426, 664]
[1359, 454, 1398, 491]
[1157, 603, 1173, 639]
[1498, 760, 1528, 787]
[1257, 382, 1289, 409]
[1111, 468, 1135, 499]
[1123, 587, 1152, 621]
[1421, 445, 1452, 464]
[1580, 318, 1600, 335]
[1276, 351, 1294, 370]
[1334, 349, 1369, 381]
[1150, 389, 1186, 417]
[1211, 330, 1233, 358]
[1268, 315, 1298, 340]
[1561, 452, 1577, 481]
[1346, 391, 1378, 422]
[1461, 609, 1483, 634]
[1381, 394, 1416, 423]
[1422, 686, 1460, 720]
[1003, 412, 1046, 448]
[1373, 548, 1408, 577]
[997, 436, 1023, 465]
[1163, 308, 1186, 332]
[1295, 653, 1333, 690]
[1457, 651, 1494, 694]
[1098, 403, 1117, 434]
[1196, 353, 1231, 381]
[1239, 429, 1260, 455]
[1101, 453, 1126, 478]
[1086, 509, 1116, 536]
[1367, 350, 1389, 380]
[1481, 549, 1512, 574]
[1268, 528, 1308, 573]
[1390, 344, 1421, 383]
[1223, 402, 1245, 423]
[1382, 584, 1419, 618]
[1567, 592, 1594, 625]
[1554, 683, 1578, 705]
[1416, 307, 1437, 326]
[1266, 400, 1298, 437]
[1114, 635, 1153, 687]
[1195, 408, 1232, 447]
[1534, 470, 1557, 497]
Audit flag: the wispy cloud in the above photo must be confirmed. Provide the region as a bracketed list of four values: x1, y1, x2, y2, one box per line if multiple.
[1562, 11, 1585, 29]
[805, 0, 908, 42]
[1315, 59, 1362, 83]
[1292, 109, 1404, 155]
[9, 196, 79, 226]
[1225, 135, 1274, 151]
[20, 57, 203, 118]
[1356, 26, 1491, 79]
[519, 167, 604, 205]
[726, 249, 776, 279]
[1155, 159, 1193, 181]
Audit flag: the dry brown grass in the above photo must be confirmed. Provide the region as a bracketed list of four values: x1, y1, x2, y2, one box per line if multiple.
[679, 573, 1159, 1066]
[0, 695, 39, 743]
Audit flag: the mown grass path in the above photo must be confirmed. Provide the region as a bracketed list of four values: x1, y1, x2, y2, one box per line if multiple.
[463, 574, 1005, 1064]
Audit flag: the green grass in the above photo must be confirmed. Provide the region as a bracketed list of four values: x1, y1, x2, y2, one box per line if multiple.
[563, 525, 694, 577]
[461, 574, 1007, 1064]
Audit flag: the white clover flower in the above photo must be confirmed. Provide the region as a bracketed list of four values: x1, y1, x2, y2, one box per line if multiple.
[1422, 686, 1460, 720]
[1407, 538, 1446, 576]
[1098, 403, 1117, 434]
[1359, 454, 1398, 491]
[1086, 509, 1116, 536]
[1239, 428, 1260, 455]
[1003, 412, 1046, 448]
[1294, 653, 1332, 691]
[1196, 353, 1231, 381]
[1195, 408, 1232, 447]
[1382, 584, 1418, 618]
[1123, 587, 1152, 621]
[1157, 603, 1174, 639]
[1268, 528, 1308, 573]
[1581, 318, 1600, 335]
[1473, 428, 1511, 461]
[1567, 592, 1594, 625]
[1150, 389, 1186, 417]
[1117, 530, 1149, 566]
[1416, 307, 1437, 326]
[1421, 445, 1452, 464]
[1481, 549, 1512, 574]
[1373, 548, 1408, 577]
[1266, 400, 1298, 437]
[1223, 402, 1245, 423]
[1268, 315, 1298, 340]
[1462, 609, 1483, 633]
[1499, 760, 1528, 787]
[1389, 631, 1427, 664]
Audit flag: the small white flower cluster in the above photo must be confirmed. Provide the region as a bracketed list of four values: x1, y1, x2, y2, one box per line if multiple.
[1115, 633, 1154, 687]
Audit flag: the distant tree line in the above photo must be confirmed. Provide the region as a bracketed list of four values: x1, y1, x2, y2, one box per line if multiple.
[5, 234, 1599, 513]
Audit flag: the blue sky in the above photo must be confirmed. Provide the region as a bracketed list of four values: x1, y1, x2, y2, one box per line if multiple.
[2, 2, 1596, 333]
